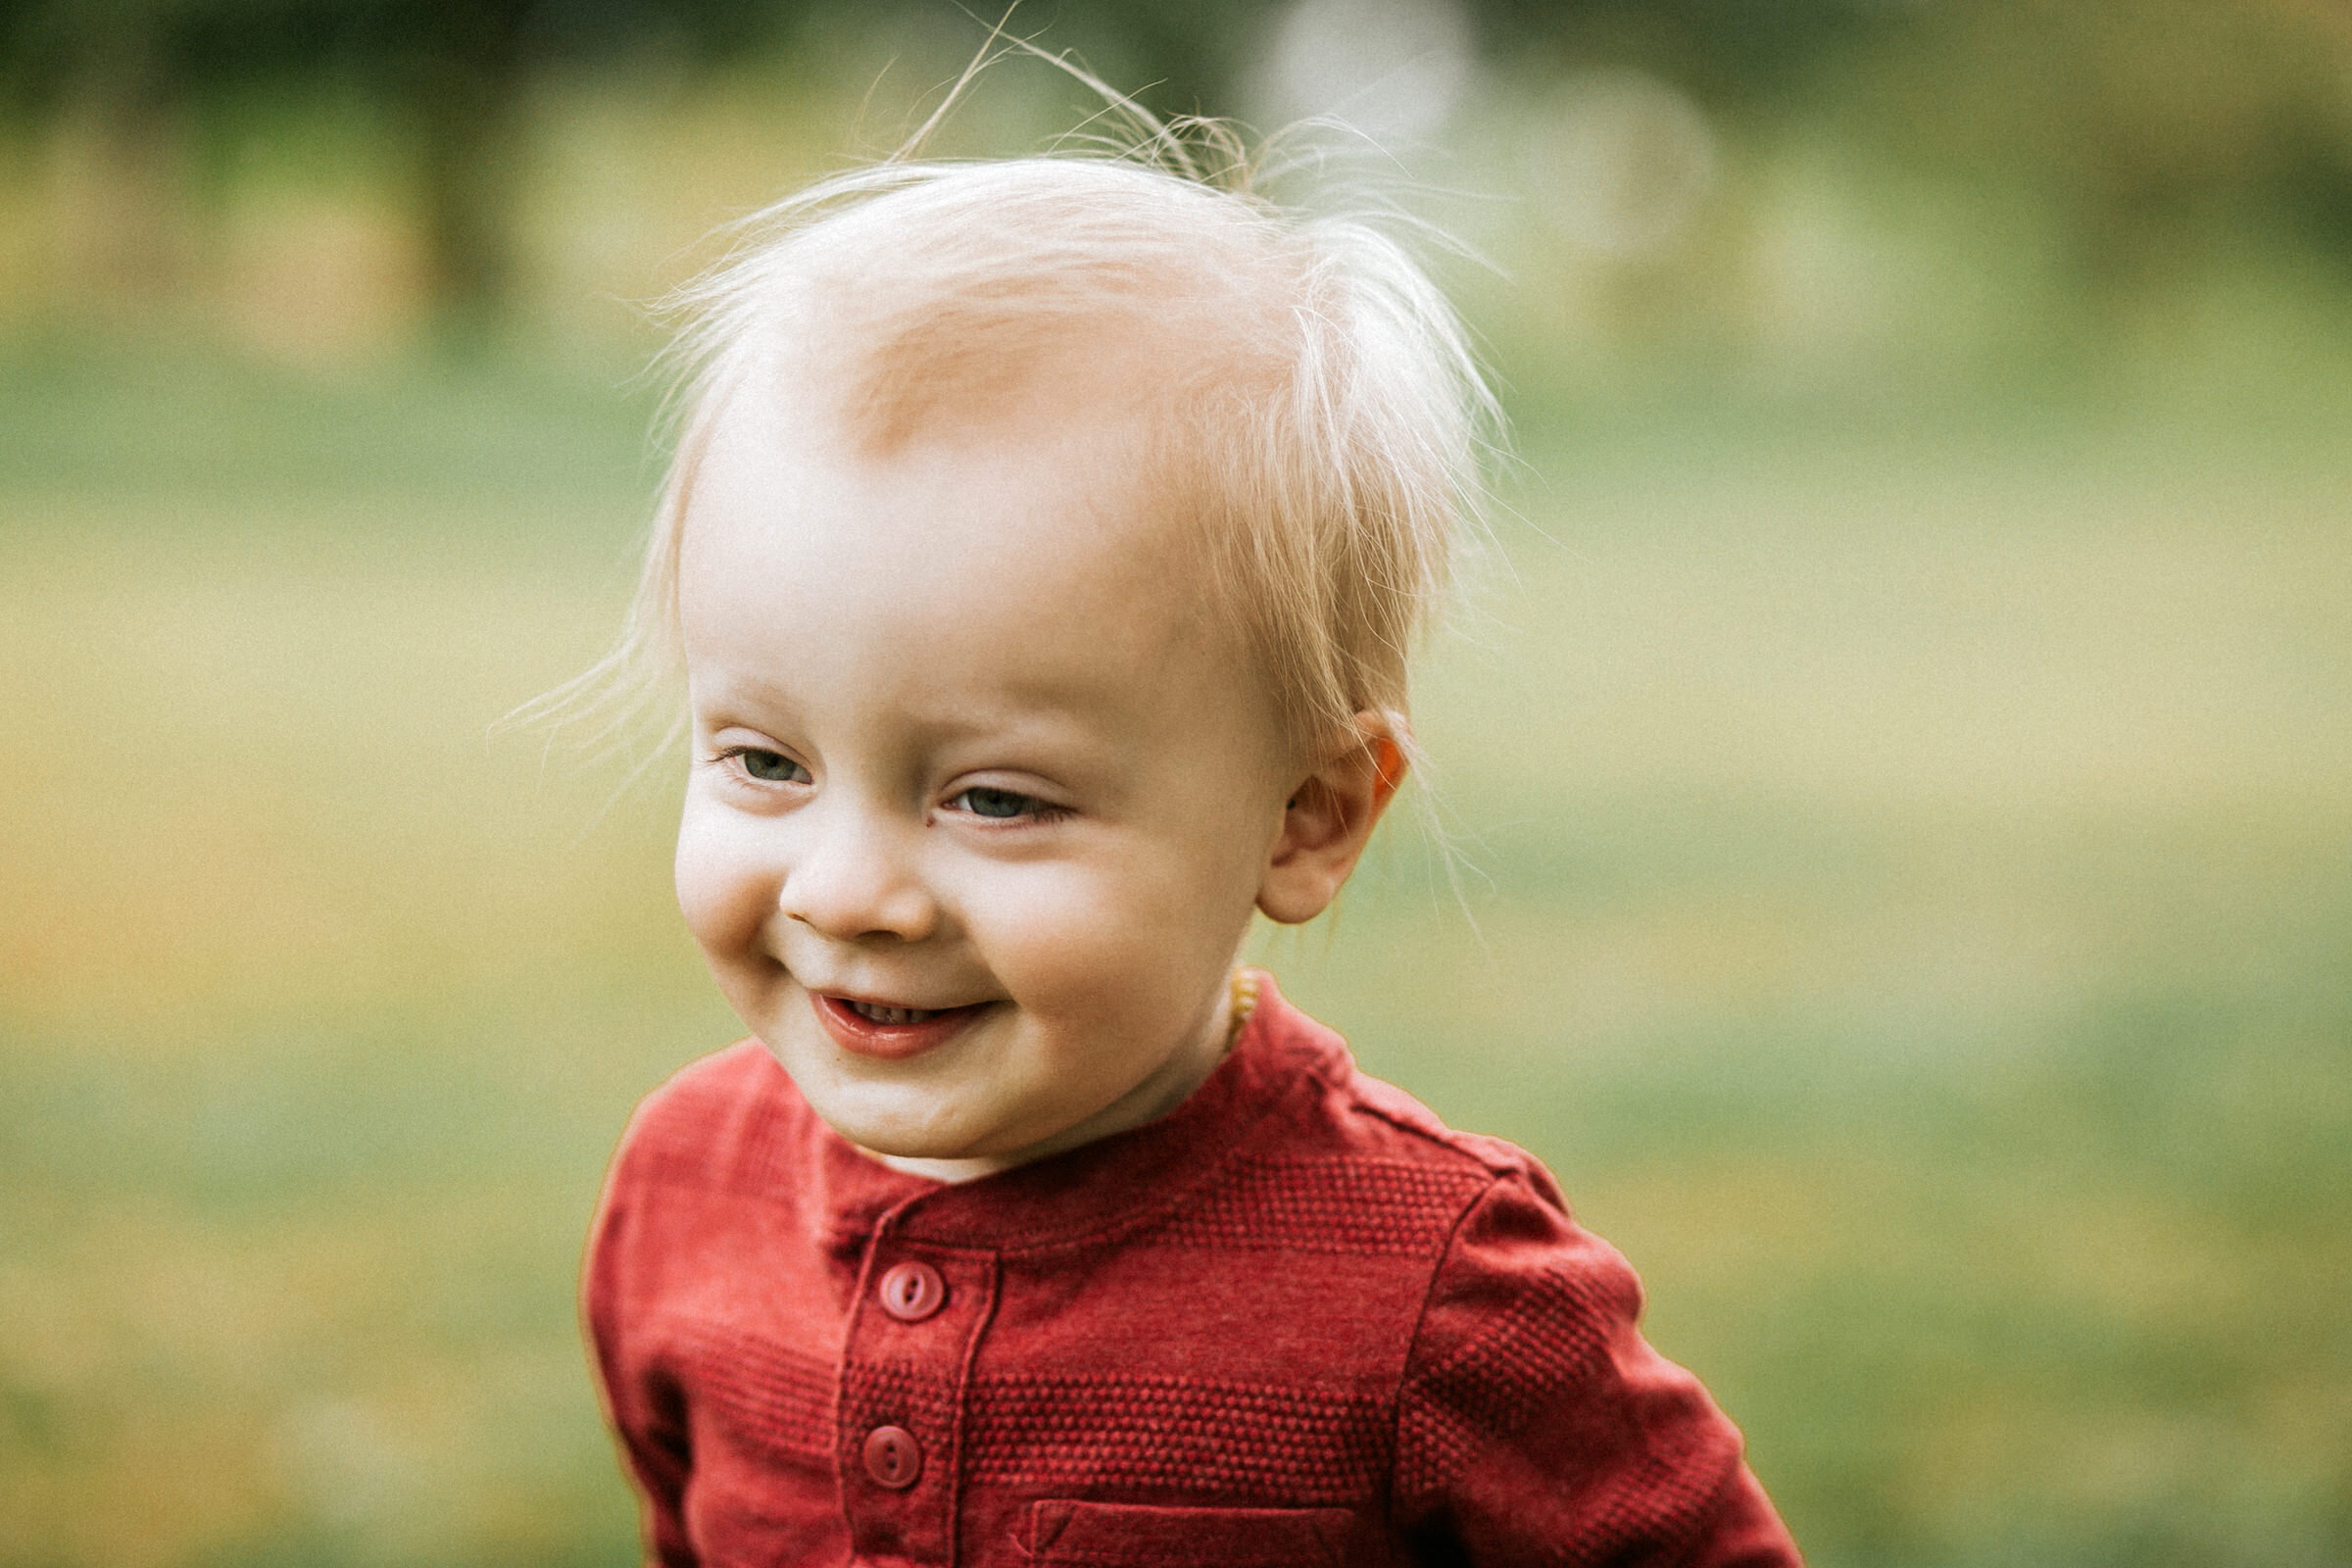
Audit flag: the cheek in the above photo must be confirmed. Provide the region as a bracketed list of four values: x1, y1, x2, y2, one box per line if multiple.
[673, 795, 775, 957]
[955, 840, 1254, 1002]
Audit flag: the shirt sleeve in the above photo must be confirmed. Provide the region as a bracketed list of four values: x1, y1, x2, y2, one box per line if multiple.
[1394, 1172, 1801, 1567]
[582, 1139, 699, 1568]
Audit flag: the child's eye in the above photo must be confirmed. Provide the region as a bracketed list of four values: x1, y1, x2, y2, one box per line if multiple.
[719, 747, 808, 784]
[953, 786, 1044, 820]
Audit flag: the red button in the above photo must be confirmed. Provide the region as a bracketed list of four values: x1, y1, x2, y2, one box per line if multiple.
[862, 1424, 921, 1489]
[877, 1260, 947, 1322]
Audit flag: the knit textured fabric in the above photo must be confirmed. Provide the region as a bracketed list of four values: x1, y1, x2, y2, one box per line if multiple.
[585, 974, 1802, 1567]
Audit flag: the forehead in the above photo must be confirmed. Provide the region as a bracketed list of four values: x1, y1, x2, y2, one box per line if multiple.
[675, 368, 1266, 744]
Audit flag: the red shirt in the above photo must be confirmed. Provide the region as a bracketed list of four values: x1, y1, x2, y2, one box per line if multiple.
[586, 975, 1801, 1567]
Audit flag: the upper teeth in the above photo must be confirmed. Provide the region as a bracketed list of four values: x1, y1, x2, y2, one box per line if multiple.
[851, 1001, 937, 1025]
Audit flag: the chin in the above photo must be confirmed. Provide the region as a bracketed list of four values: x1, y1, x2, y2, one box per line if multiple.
[839, 1122, 964, 1158]
[808, 1093, 1003, 1162]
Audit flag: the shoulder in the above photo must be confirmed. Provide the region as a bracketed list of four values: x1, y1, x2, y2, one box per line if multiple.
[604, 1038, 808, 1199]
[1323, 1067, 1641, 1338]
[585, 1040, 816, 1335]
[1339, 1065, 1572, 1205]
[1202, 986, 1574, 1264]
[1242, 993, 1661, 1408]
[1250, 975, 1565, 1196]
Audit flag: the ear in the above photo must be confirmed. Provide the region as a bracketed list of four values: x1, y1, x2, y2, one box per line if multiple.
[1256, 710, 1409, 925]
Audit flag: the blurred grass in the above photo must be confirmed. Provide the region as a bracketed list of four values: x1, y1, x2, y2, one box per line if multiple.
[2, 342, 2349, 1567]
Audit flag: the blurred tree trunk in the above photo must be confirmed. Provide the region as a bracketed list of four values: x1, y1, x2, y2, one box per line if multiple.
[400, 11, 528, 334]
[47, 27, 193, 311]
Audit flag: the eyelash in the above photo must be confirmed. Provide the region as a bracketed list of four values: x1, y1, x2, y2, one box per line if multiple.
[710, 749, 1071, 825]
[710, 745, 808, 785]
[948, 787, 1071, 826]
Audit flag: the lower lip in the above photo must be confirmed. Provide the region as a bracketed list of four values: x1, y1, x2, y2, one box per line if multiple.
[810, 993, 987, 1060]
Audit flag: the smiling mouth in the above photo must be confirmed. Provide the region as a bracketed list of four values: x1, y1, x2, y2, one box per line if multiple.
[811, 992, 988, 1059]
[848, 1001, 944, 1026]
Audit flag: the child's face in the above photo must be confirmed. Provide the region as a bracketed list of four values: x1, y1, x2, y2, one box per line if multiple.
[671, 368, 1296, 1176]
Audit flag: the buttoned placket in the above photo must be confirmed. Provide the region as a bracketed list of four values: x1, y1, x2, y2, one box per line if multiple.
[837, 1204, 999, 1567]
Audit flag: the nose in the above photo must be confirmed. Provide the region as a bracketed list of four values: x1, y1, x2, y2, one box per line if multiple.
[778, 798, 939, 943]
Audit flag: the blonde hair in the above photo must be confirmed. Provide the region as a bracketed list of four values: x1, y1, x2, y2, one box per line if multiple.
[549, 115, 1495, 764]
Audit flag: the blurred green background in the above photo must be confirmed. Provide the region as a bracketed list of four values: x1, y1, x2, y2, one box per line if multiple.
[3, 2, 2349, 1564]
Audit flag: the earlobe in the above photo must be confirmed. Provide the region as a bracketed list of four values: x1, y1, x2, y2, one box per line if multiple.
[1256, 711, 1409, 925]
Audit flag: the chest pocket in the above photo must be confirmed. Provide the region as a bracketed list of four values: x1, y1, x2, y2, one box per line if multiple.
[1017, 1500, 1351, 1566]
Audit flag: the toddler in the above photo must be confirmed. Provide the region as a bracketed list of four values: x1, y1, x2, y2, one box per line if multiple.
[583, 140, 1801, 1567]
